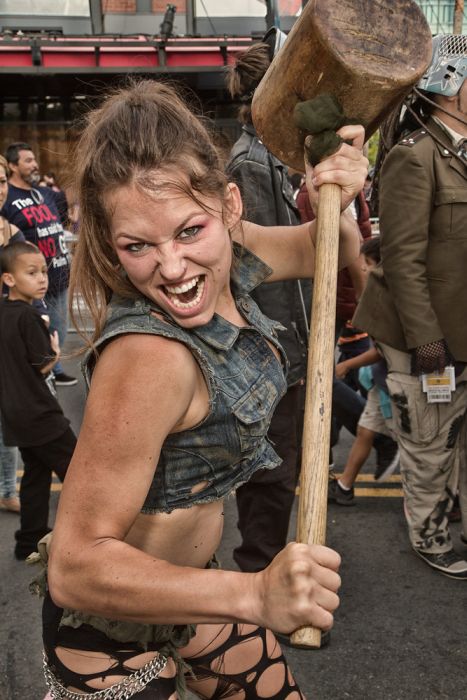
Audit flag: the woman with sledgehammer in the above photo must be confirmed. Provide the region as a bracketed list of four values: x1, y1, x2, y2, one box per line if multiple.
[40, 80, 367, 699]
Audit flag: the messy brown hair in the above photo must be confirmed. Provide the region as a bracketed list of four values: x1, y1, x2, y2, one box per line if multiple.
[226, 43, 271, 125]
[69, 79, 230, 346]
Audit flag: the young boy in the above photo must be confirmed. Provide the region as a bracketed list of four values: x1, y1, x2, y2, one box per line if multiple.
[328, 237, 400, 505]
[0, 241, 76, 559]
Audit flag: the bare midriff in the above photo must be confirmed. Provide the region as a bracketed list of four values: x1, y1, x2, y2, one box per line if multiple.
[54, 500, 225, 689]
[124, 497, 225, 569]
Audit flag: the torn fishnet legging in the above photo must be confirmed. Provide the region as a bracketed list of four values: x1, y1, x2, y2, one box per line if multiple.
[183, 623, 305, 699]
[411, 339, 453, 375]
[45, 623, 304, 699]
[45, 641, 177, 699]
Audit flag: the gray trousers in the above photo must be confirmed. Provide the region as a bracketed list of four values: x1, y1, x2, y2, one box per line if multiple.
[379, 343, 467, 554]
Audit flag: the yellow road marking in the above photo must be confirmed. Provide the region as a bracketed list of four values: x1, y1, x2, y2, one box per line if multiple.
[295, 485, 403, 497]
[295, 472, 403, 497]
[354, 474, 401, 483]
[18, 473, 403, 497]
[355, 488, 403, 498]
[44, 484, 406, 497]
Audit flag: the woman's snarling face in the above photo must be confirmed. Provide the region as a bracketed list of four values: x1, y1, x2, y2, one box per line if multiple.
[107, 177, 242, 329]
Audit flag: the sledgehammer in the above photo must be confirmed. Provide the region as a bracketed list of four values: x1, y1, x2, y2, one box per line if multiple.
[252, 0, 431, 648]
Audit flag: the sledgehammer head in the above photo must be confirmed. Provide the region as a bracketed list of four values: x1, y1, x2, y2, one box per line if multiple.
[251, 0, 432, 172]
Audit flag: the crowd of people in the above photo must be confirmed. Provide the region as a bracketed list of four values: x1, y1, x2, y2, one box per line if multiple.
[0, 29, 465, 700]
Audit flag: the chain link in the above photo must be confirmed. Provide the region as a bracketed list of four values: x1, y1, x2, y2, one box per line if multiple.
[43, 651, 168, 699]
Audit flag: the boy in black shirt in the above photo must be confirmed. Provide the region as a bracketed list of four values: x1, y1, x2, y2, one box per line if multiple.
[0, 241, 76, 559]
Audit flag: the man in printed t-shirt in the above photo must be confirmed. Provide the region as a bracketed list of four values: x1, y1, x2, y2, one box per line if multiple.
[1, 143, 76, 386]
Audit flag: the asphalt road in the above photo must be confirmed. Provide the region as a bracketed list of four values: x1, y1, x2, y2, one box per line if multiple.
[1, 334, 466, 700]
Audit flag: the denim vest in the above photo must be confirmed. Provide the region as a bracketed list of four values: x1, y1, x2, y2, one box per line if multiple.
[84, 244, 288, 514]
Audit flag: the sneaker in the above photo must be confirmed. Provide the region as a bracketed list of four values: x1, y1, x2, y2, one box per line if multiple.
[413, 547, 467, 579]
[54, 372, 78, 387]
[374, 436, 399, 481]
[328, 478, 355, 506]
[0, 496, 20, 513]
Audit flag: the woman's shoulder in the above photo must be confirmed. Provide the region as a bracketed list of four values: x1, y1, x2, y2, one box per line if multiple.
[90, 331, 200, 400]
[101, 330, 196, 368]
[9, 226, 24, 245]
[83, 296, 202, 387]
[0, 217, 23, 246]
[104, 295, 188, 342]
[84, 332, 203, 438]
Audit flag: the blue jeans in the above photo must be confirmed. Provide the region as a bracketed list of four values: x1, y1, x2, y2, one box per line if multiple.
[45, 287, 69, 375]
[332, 375, 366, 443]
[0, 423, 18, 499]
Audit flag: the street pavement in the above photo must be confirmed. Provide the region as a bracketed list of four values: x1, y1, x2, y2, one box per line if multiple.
[0, 334, 466, 700]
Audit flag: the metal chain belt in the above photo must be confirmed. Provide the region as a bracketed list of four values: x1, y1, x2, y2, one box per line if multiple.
[43, 651, 168, 699]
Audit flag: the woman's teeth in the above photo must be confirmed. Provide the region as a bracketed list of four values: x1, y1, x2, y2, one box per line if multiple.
[164, 276, 205, 309]
[165, 277, 198, 295]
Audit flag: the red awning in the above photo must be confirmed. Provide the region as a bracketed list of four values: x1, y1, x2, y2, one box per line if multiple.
[0, 35, 253, 72]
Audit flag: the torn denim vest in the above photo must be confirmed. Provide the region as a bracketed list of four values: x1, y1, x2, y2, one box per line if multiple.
[84, 244, 288, 514]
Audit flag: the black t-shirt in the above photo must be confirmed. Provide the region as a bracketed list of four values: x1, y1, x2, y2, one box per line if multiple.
[1, 184, 71, 296]
[0, 299, 69, 446]
[51, 188, 69, 227]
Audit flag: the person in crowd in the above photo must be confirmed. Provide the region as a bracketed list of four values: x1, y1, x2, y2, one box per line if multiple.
[336, 321, 371, 395]
[0, 433, 19, 512]
[296, 174, 398, 480]
[39, 80, 367, 698]
[354, 34, 467, 579]
[64, 186, 80, 238]
[0, 154, 23, 513]
[328, 237, 399, 506]
[364, 166, 376, 216]
[2, 142, 77, 386]
[0, 155, 24, 249]
[0, 241, 76, 559]
[41, 171, 69, 228]
[225, 32, 312, 575]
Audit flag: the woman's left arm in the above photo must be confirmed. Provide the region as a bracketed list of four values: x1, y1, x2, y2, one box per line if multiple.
[237, 125, 367, 280]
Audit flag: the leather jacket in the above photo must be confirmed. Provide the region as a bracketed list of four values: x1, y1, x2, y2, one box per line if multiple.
[227, 124, 312, 386]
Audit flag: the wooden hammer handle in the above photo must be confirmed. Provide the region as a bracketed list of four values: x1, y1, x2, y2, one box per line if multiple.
[290, 182, 341, 648]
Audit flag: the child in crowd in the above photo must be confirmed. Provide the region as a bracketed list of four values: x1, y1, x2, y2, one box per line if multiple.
[0, 153, 23, 513]
[0, 241, 76, 558]
[328, 237, 400, 505]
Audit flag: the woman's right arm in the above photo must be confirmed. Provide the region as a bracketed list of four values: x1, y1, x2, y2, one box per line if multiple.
[49, 332, 341, 633]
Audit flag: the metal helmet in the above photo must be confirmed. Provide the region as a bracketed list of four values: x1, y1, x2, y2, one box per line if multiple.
[418, 34, 467, 97]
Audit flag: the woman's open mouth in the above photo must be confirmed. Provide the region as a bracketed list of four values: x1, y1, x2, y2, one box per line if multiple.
[163, 275, 205, 310]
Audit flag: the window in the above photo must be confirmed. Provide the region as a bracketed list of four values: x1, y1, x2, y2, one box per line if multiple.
[0, 1, 90, 17]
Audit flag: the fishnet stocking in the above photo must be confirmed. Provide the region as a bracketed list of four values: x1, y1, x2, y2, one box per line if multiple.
[183, 623, 305, 699]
